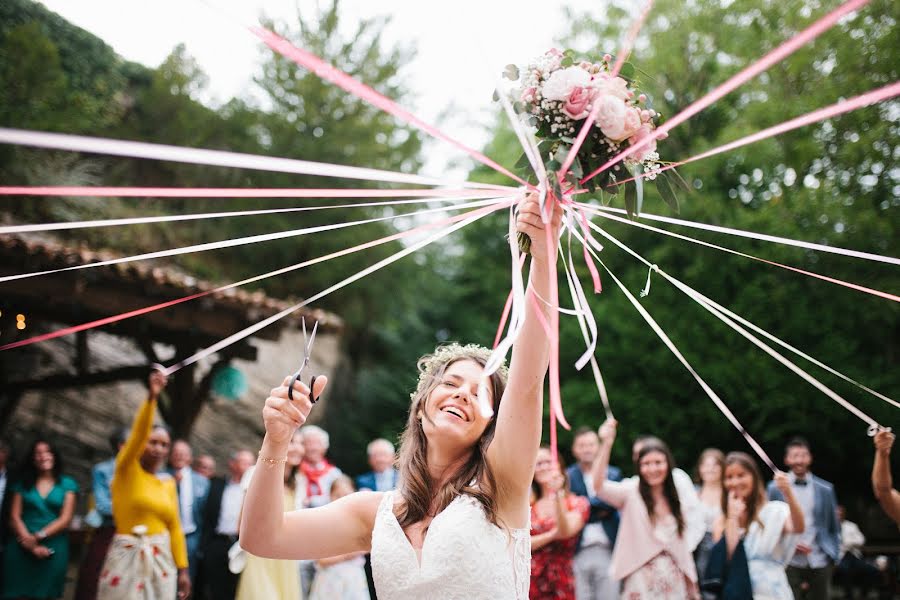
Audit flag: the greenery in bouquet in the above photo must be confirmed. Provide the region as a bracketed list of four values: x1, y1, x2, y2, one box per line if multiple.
[500, 48, 689, 223]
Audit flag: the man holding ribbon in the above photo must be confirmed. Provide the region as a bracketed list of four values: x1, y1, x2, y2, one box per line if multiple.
[767, 437, 840, 600]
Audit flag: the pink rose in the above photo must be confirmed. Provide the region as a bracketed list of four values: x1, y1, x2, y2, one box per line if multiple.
[628, 123, 658, 161]
[521, 87, 536, 102]
[621, 107, 642, 140]
[594, 95, 628, 141]
[562, 86, 595, 120]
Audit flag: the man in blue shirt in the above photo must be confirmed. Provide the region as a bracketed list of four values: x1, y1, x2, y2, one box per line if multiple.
[168, 439, 210, 585]
[567, 426, 622, 599]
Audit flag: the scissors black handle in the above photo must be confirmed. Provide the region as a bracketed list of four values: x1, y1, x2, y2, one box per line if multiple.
[288, 372, 319, 404]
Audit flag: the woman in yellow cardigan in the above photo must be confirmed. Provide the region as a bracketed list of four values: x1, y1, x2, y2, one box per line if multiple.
[98, 368, 191, 600]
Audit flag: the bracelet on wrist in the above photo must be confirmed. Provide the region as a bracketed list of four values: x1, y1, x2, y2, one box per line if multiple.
[258, 453, 288, 468]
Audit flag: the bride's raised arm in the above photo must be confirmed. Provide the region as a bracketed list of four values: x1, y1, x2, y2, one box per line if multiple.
[487, 195, 562, 514]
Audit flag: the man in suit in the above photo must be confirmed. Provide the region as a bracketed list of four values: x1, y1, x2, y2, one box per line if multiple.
[767, 437, 840, 600]
[567, 426, 622, 599]
[169, 439, 210, 585]
[356, 438, 399, 492]
[199, 450, 254, 600]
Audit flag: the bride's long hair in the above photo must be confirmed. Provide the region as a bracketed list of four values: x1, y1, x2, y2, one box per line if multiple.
[395, 344, 507, 529]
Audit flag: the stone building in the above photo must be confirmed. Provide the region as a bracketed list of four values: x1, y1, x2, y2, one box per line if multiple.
[0, 233, 344, 508]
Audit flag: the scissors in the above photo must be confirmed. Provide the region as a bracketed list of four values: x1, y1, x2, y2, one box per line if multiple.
[288, 317, 320, 404]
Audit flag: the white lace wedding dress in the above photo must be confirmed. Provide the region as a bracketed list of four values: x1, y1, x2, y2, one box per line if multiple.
[370, 491, 530, 599]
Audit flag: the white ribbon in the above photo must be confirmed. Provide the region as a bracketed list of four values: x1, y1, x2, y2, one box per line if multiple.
[592, 205, 900, 266]
[583, 237, 777, 470]
[0, 197, 504, 283]
[591, 224, 890, 428]
[0, 193, 505, 235]
[0, 127, 492, 189]
[478, 202, 529, 418]
[163, 200, 509, 375]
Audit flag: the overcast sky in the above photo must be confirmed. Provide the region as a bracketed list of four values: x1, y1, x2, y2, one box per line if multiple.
[38, 0, 610, 179]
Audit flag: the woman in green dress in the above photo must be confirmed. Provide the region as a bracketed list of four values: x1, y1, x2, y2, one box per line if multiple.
[3, 439, 77, 599]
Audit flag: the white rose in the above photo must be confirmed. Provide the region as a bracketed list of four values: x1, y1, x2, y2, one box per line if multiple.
[542, 66, 592, 101]
[591, 75, 631, 101]
[594, 94, 629, 141]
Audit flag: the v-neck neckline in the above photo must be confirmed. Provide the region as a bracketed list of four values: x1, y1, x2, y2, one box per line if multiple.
[389, 493, 462, 570]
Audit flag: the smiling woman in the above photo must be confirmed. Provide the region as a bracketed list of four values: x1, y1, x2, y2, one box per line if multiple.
[239, 193, 561, 599]
[591, 419, 700, 599]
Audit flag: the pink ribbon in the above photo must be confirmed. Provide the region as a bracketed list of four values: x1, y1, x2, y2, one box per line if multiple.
[578, 203, 900, 303]
[0, 199, 514, 352]
[612, 80, 900, 188]
[581, 0, 871, 185]
[0, 186, 514, 198]
[558, 0, 654, 179]
[250, 26, 531, 189]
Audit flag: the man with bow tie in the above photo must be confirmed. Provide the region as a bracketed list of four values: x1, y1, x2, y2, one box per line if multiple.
[767, 437, 840, 600]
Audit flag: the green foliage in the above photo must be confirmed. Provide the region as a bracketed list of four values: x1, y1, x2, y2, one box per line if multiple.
[453, 0, 898, 514]
[0, 0, 897, 504]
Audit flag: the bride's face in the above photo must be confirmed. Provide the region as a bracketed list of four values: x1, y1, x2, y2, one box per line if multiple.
[421, 360, 493, 450]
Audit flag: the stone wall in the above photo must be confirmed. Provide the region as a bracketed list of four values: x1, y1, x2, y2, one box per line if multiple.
[2, 324, 342, 511]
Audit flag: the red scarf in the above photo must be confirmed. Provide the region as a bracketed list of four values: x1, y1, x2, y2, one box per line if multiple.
[300, 459, 335, 497]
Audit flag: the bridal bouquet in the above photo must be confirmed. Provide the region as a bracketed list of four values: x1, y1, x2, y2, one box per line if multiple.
[501, 48, 685, 220]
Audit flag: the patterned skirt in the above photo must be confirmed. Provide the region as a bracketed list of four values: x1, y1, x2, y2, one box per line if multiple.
[621, 551, 699, 600]
[97, 531, 177, 600]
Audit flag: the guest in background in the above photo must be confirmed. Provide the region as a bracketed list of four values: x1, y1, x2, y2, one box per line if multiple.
[693, 447, 725, 598]
[567, 426, 621, 599]
[530, 447, 589, 600]
[0, 440, 9, 510]
[833, 505, 880, 599]
[308, 476, 370, 600]
[715, 452, 804, 599]
[2, 438, 77, 600]
[195, 454, 217, 479]
[200, 449, 255, 600]
[632, 435, 705, 554]
[594, 420, 699, 599]
[236, 431, 306, 600]
[73, 427, 128, 600]
[299, 426, 342, 508]
[871, 429, 900, 524]
[355, 439, 398, 493]
[767, 437, 840, 600]
[97, 369, 190, 600]
[356, 438, 398, 600]
[0, 439, 11, 591]
[169, 439, 210, 584]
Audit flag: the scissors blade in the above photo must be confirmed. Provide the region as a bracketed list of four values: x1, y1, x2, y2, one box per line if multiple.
[306, 320, 319, 355]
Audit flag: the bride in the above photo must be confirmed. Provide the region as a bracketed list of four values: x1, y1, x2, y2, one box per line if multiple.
[240, 193, 560, 599]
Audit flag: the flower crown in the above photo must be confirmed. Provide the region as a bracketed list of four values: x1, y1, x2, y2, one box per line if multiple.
[411, 343, 508, 402]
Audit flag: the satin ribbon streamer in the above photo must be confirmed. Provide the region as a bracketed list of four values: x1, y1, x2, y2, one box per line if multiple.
[0, 197, 504, 283]
[581, 0, 871, 185]
[0, 200, 515, 352]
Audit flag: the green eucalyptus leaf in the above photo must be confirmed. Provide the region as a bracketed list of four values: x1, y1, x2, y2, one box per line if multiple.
[624, 181, 637, 219]
[561, 56, 574, 68]
[503, 64, 520, 81]
[656, 174, 680, 212]
[515, 152, 532, 170]
[619, 62, 636, 79]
